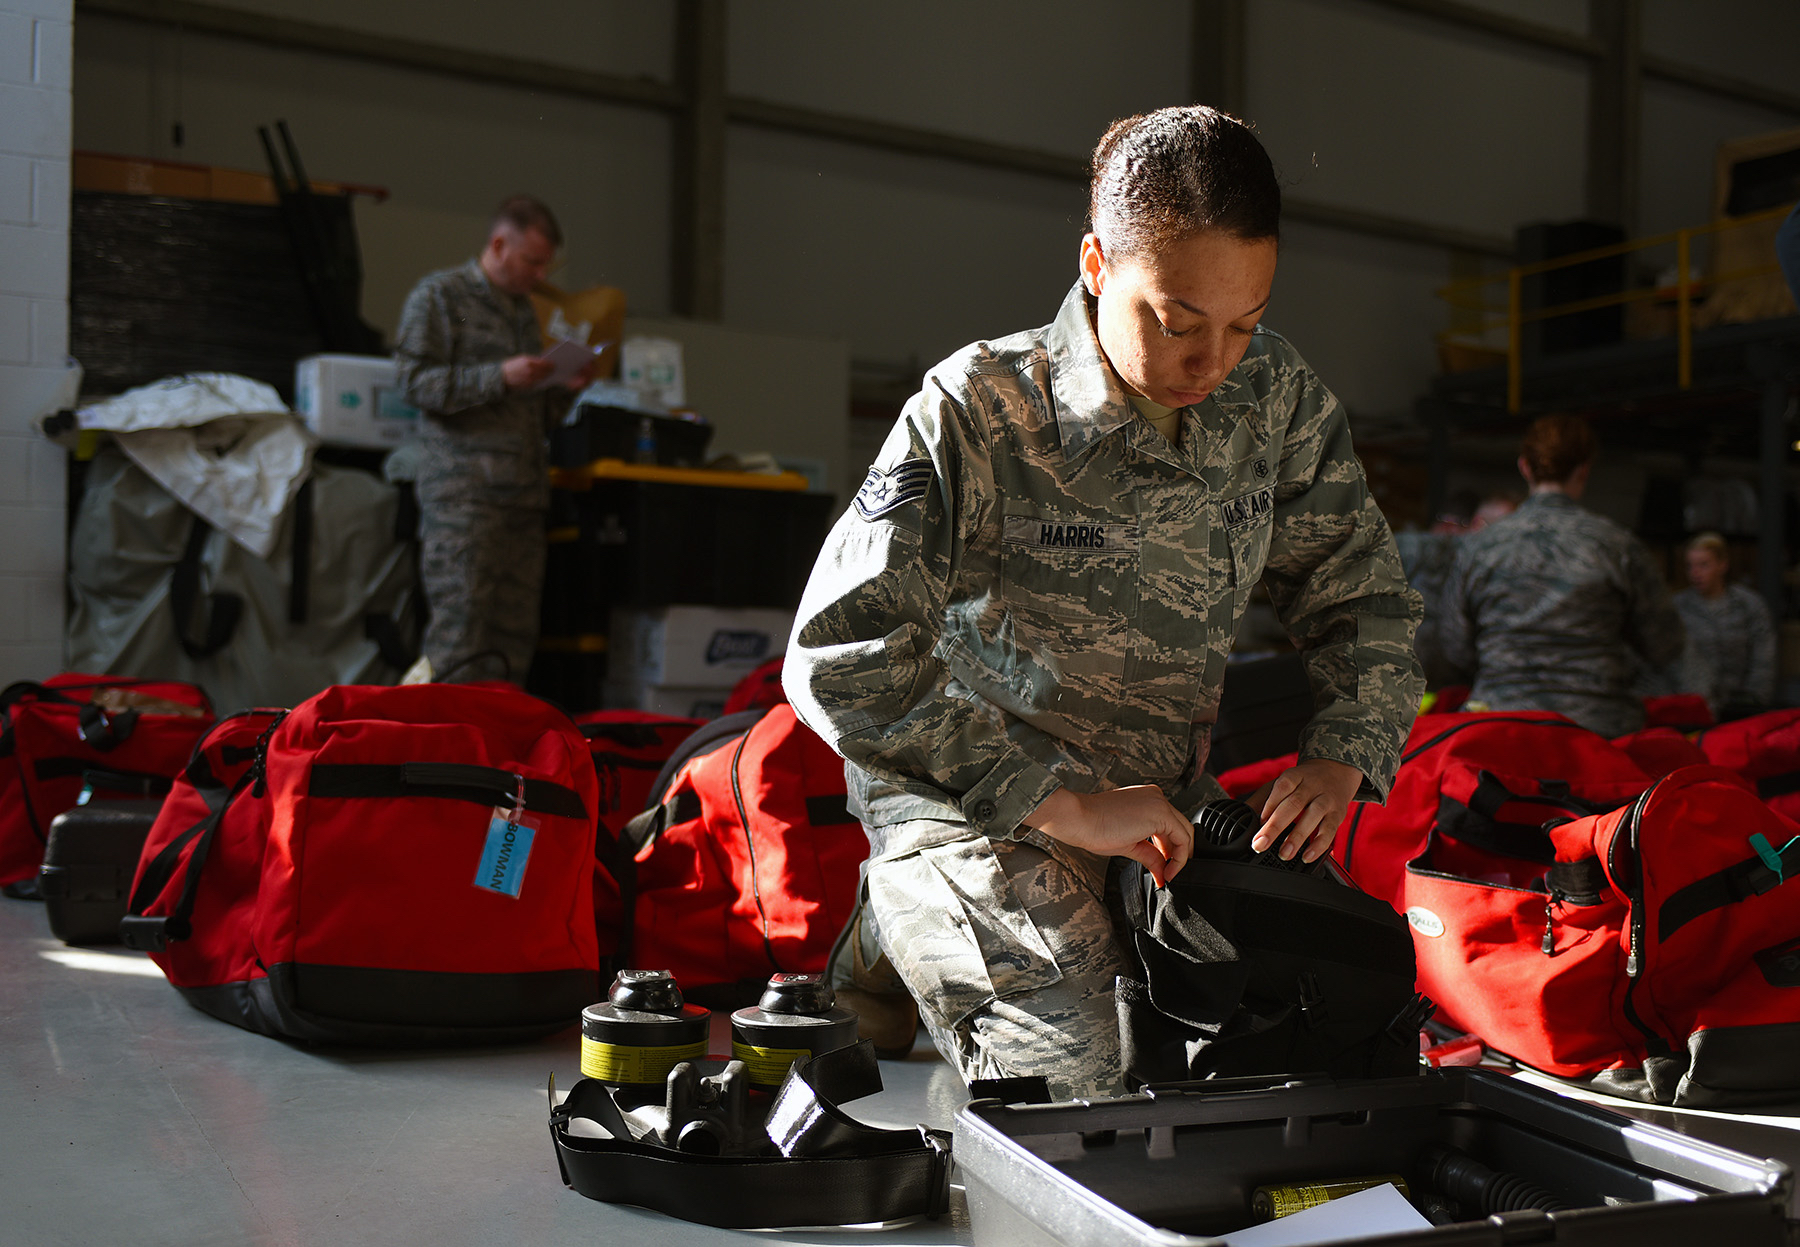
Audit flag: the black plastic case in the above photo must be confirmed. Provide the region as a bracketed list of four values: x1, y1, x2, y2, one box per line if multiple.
[37, 799, 162, 944]
[954, 1068, 1793, 1247]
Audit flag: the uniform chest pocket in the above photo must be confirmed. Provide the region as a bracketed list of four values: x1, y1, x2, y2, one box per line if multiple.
[1219, 486, 1275, 592]
[1228, 518, 1273, 592]
[1000, 512, 1141, 621]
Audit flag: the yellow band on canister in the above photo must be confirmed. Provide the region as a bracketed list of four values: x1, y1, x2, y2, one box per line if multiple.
[730, 1041, 813, 1087]
[579, 1036, 707, 1085]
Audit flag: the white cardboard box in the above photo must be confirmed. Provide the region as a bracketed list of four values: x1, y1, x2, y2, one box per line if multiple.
[603, 683, 733, 720]
[608, 605, 794, 688]
[295, 354, 421, 448]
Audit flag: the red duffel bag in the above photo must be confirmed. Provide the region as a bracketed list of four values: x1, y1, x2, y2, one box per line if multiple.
[611, 703, 867, 1004]
[1400, 765, 1800, 1107]
[1693, 707, 1800, 821]
[1, 675, 214, 888]
[122, 684, 602, 1045]
[1332, 711, 1654, 910]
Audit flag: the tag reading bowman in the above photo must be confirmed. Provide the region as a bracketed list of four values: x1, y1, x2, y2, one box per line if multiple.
[475, 808, 537, 898]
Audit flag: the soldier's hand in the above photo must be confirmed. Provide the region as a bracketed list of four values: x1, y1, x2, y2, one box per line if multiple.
[1020, 785, 1193, 887]
[502, 354, 555, 390]
[1247, 757, 1363, 864]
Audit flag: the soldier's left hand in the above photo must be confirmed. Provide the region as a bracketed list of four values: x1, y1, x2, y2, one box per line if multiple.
[1247, 757, 1363, 863]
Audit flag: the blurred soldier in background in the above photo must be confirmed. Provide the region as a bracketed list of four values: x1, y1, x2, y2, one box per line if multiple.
[1398, 487, 1517, 688]
[394, 196, 592, 684]
[1440, 414, 1684, 737]
[1672, 532, 1777, 720]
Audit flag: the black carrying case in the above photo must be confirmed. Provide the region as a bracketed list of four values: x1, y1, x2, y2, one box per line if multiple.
[954, 1067, 1794, 1247]
[38, 798, 164, 944]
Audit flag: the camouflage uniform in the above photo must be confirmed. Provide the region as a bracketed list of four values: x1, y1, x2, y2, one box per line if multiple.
[394, 260, 571, 683]
[784, 281, 1423, 1098]
[1673, 584, 1777, 713]
[1438, 492, 1684, 737]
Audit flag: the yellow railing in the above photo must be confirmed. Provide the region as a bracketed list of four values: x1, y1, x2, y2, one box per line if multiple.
[1436, 201, 1796, 412]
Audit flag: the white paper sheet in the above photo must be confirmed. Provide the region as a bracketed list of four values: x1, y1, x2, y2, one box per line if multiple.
[534, 337, 609, 391]
[1218, 1183, 1433, 1247]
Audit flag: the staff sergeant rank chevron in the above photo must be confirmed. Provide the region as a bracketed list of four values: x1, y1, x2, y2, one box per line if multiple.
[854, 459, 935, 520]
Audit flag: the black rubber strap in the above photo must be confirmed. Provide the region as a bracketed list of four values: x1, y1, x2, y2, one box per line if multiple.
[549, 1043, 951, 1229]
[1657, 840, 1799, 943]
[307, 762, 587, 821]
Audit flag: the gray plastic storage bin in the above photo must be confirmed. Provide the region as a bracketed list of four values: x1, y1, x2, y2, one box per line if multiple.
[954, 1069, 1792, 1247]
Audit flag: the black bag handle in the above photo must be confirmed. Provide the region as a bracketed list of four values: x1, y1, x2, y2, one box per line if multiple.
[549, 1041, 951, 1230]
[170, 514, 244, 660]
[119, 712, 286, 951]
[305, 762, 588, 821]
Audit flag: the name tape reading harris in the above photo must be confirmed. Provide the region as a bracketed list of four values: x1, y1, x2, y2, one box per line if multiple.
[1001, 488, 1275, 551]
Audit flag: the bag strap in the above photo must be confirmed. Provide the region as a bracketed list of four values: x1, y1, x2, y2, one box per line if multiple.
[305, 762, 587, 821]
[549, 1042, 951, 1229]
[1656, 835, 1800, 944]
[170, 514, 244, 660]
[119, 712, 285, 952]
[640, 709, 767, 811]
[76, 702, 138, 751]
[288, 476, 314, 624]
[119, 761, 256, 951]
[28, 760, 173, 799]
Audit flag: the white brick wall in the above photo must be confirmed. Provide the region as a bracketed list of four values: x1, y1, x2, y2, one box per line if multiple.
[0, 0, 70, 683]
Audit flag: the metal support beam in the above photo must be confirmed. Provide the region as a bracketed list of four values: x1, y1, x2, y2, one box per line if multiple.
[1191, 0, 1247, 115]
[77, 0, 682, 110]
[1360, 0, 1603, 58]
[1585, 0, 1642, 234]
[72, 0, 1518, 260]
[1641, 54, 1800, 120]
[1360, 0, 1800, 117]
[671, 0, 727, 320]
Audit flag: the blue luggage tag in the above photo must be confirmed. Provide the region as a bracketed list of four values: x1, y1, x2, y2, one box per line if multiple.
[475, 774, 537, 898]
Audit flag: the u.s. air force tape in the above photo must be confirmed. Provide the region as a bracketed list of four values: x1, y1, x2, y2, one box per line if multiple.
[1218, 485, 1274, 531]
[854, 459, 933, 520]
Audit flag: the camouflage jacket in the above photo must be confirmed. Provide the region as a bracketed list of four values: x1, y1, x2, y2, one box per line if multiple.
[784, 281, 1423, 850]
[1673, 583, 1777, 709]
[393, 259, 569, 506]
[1439, 491, 1684, 735]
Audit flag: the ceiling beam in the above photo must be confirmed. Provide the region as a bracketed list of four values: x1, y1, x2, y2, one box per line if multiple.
[78, 0, 1511, 258]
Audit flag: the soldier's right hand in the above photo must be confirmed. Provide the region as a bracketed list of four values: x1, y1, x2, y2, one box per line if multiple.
[502, 354, 555, 390]
[1020, 785, 1192, 887]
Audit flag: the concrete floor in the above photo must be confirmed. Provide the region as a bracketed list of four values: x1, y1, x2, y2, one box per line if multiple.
[6, 891, 1799, 1246]
[0, 897, 973, 1247]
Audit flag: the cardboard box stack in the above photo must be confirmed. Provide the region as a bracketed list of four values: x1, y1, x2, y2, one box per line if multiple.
[605, 605, 795, 719]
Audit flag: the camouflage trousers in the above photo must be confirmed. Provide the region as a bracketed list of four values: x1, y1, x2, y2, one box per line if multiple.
[863, 819, 1131, 1100]
[416, 487, 546, 685]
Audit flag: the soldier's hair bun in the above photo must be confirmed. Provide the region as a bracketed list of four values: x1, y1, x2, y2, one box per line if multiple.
[1088, 106, 1281, 261]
